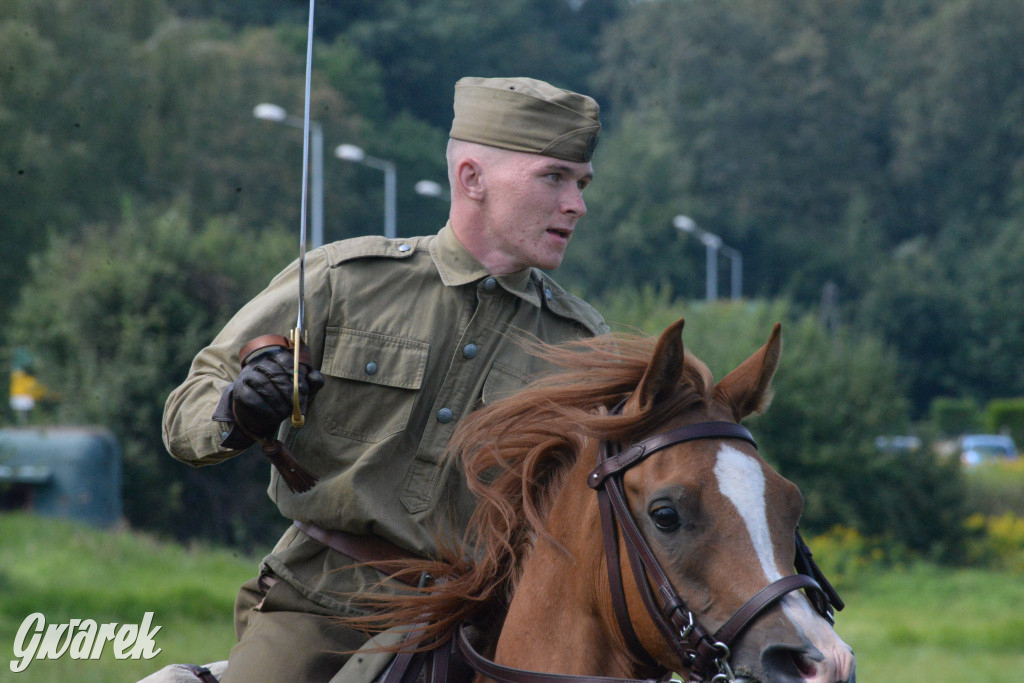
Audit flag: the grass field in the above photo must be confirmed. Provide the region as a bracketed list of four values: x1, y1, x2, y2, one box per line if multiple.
[2, 512, 1023, 681]
[0, 513, 257, 682]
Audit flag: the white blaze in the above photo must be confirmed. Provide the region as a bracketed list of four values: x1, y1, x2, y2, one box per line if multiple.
[714, 444, 781, 582]
[714, 444, 857, 683]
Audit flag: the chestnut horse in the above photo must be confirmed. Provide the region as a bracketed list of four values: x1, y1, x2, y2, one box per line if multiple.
[351, 319, 855, 683]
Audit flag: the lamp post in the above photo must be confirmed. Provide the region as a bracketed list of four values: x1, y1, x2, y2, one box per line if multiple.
[335, 144, 397, 239]
[414, 179, 450, 202]
[673, 215, 742, 301]
[253, 103, 324, 248]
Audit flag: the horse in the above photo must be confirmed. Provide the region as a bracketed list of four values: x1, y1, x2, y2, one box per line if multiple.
[142, 318, 855, 682]
[343, 318, 855, 683]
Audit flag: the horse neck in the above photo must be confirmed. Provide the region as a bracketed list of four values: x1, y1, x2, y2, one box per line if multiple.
[491, 452, 642, 678]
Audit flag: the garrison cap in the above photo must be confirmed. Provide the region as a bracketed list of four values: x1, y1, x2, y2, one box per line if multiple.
[449, 76, 600, 163]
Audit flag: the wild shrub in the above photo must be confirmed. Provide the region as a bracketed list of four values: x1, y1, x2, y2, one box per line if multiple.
[963, 513, 1024, 571]
[963, 459, 1024, 516]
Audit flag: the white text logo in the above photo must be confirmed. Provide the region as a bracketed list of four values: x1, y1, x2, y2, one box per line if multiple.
[10, 612, 162, 673]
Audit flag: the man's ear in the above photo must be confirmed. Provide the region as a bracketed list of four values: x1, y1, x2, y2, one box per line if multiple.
[455, 157, 486, 201]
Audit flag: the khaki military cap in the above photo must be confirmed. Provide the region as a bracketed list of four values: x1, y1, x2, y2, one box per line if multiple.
[449, 76, 601, 163]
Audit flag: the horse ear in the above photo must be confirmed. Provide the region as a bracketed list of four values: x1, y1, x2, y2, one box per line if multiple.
[631, 318, 686, 412]
[713, 323, 782, 421]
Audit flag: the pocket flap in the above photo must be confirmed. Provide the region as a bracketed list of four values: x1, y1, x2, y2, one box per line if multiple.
[322, 327, 429, 390]
[481, 361, 530, 405]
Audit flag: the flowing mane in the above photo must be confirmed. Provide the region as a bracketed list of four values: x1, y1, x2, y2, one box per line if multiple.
[344, 331, 716, 647]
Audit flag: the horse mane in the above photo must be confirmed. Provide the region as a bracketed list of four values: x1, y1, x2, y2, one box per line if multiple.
[341, 330, 715, 648]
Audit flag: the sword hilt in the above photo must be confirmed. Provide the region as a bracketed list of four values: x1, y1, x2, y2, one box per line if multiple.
[236, 332, 317, 493]
[290, 327, 306, 428]
[237, 332, 311, 430]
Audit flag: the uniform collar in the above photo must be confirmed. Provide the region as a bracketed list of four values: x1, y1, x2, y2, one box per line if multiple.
[431, 223, 541, 307]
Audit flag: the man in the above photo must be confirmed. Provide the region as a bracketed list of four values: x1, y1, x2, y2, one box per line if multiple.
[162, 76, 607, 682]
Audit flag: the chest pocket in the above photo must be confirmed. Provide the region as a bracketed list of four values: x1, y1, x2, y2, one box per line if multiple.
[318, 327, 429, 443]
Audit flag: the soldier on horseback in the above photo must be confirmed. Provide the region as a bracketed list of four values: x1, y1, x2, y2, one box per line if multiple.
[160, 76, 607, 682]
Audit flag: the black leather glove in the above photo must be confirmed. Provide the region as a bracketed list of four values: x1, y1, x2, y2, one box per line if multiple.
[225, 349, 325, 441]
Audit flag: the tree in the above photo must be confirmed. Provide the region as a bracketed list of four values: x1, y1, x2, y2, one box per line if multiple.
[5, 200, 297, 548]
[590, 0, 892, 303]
[0, 1, 165, 319]
[340, 0, 625, 129]
[882, 0, 1024, 237]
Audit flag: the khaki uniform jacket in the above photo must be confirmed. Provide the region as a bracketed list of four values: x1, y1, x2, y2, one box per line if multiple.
[163, 224, 607, 614]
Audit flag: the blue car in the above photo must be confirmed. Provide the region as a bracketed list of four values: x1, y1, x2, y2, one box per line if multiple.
[959, 434, 1019, 467]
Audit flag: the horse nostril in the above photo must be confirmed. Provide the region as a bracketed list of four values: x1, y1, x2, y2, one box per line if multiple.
[761, 645, 822, 681]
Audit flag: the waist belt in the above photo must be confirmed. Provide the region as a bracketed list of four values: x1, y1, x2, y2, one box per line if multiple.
[293, 520, 423, 586]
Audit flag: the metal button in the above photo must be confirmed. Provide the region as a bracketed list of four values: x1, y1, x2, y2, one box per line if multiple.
[463, 343, 478, 359]
[483, 277, 497, 291]
[544, 287, 553, 301]
[365, 361, 378, 375]
[436, 407, 454, 423]
[398, 243, 411, 252]
[221, 431, 230, 441]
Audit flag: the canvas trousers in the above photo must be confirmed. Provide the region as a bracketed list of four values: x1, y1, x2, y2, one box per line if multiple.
[222, 571, 400, 683]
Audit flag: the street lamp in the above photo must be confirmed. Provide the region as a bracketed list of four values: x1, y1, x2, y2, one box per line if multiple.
[335, 144, 397, 239]
[414, 179, 450, 202]
[673, 215, 743, 301]
[253, 103, 324, 248]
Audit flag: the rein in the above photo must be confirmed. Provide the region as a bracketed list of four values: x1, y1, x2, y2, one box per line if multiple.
[383, 419, 843, 683]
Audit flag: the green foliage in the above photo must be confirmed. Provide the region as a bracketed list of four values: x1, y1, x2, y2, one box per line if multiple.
[929, 396, 982, 436]
[340, 0, 625, 128]
[584, 0, 1024, 414]
[804, 526, 907, 589]
[985, 398, 1024, 445]
[590, 0, 894, 303]
[962, 458, 1024, 517]
[964, 512, 1024, 571]
[3, 201, 295, 547]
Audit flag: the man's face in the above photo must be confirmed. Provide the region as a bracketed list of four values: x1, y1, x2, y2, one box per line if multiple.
[480, 151, 594, 273]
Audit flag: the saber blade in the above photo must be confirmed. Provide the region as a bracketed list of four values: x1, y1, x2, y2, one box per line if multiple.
[292, 0, 316, 428]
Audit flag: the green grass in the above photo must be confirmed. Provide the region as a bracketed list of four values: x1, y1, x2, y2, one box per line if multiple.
[833, 563, 1024, 681]
[2, 513, 1024, 681]
[0, 512, 260, 682]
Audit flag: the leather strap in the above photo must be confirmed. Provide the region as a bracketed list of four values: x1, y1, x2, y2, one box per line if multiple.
[293, 520, 423, 586]
[238, 333, 312, 367]
[238, 334, 291, 365]
[385, 649, 428, 683]
[456, 623, 663, 683]
[588, 422, 755, 488]
[428, 636, 454, 683]
[712, 574, 824, 647]
[596, 482, 661, 671]
[795, 529, 844, 619]
[182, 664, 219, 683]
[589, 419, 836, 681]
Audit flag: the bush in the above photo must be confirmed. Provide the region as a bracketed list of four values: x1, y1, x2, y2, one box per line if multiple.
[4, 199, 296, 549]
[804, 526, 910, 589]
[930, 396, 982, 436]
[985, 398, 1024, 446]
[964, 513, 1024, 571]
[962, 458, 1024, 517]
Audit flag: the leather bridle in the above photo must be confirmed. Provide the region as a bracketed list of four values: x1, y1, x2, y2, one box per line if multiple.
[585, 420, 841, 682]
[388, 419, 844, 683]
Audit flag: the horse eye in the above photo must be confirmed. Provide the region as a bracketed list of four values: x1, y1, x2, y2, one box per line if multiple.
[649, 504, 681, 532]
